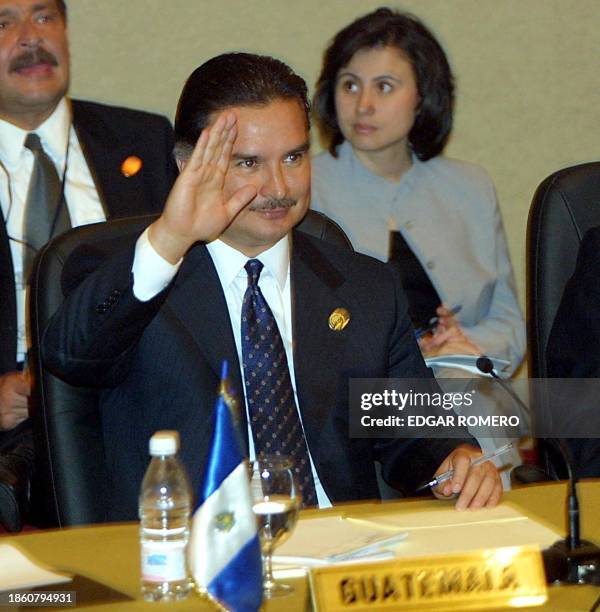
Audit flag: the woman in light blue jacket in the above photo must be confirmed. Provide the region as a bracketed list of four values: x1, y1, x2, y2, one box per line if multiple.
[311, 8, 525, 373]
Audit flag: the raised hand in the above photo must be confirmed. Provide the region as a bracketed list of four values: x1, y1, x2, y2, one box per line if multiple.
[149, 112, 257, 263]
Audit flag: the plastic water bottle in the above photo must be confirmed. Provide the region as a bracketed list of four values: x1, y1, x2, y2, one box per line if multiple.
[139, 430, 192, 601]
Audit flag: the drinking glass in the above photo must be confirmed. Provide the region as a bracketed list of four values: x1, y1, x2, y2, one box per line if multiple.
[250, 455, 300, 598]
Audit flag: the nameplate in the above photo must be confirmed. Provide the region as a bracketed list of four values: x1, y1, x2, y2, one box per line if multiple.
[309, 545, 547, 610]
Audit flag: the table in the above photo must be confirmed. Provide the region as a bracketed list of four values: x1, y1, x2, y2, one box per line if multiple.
[2, 481, 600, 610]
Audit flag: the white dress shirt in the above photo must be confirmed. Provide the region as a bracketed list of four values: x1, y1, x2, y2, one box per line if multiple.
[0, 98, 105, 361]
[132, 230, 332, 508]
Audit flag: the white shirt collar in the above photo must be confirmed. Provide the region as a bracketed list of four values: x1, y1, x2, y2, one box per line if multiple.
[207, 235, 290, 290]
[0, 97, 71, 169]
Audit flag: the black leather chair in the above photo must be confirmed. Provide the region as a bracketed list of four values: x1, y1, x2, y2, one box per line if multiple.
[522, 161, 600, 481]
[527, 161, 600, 378]
[28, 210, 352, 527]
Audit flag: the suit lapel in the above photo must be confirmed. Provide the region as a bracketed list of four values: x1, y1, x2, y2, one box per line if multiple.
[165, 243, 248, 449]
[292, 231, 352, 438]
[162, 233, 353, 458]
[72, 101, 149, 219]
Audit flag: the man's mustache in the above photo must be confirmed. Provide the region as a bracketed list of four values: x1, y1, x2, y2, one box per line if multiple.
[10, 48, 58, 73]
[249, 197, 297, 211]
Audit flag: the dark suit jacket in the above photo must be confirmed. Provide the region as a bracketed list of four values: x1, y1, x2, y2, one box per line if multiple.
[0, 99, 178, 376]
[43, 227, 473, 520]
[547, 226, 600, 478]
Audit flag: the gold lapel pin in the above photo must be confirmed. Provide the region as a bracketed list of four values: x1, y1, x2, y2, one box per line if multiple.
[121, 155, 143, 177]
[329, 307, 350, 331]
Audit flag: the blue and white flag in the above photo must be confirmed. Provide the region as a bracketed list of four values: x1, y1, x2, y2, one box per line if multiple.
[189, 362, 263, 612]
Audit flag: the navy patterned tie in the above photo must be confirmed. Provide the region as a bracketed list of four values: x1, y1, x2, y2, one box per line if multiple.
[241, 259, 318, 507]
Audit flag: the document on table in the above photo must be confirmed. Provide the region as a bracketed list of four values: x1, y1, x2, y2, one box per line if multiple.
[273, 516, 407, 567]
[0, 544, 72, 591]
[275, 503, 561, 569]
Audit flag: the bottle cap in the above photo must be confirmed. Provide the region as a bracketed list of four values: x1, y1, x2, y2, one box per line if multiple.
[149, 430, 179, 456]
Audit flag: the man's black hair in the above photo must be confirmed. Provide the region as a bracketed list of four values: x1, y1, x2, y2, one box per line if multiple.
[174, 52, 309, 158]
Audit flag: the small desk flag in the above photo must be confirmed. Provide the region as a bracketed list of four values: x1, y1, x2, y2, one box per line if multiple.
[189, 362, 263, 611]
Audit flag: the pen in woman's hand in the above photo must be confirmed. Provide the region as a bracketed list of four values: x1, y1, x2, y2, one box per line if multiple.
[415, 304, 462, 339]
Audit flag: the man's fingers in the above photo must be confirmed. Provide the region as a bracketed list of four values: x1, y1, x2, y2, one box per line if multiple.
[432, 449, 471, 497]
[453, 452, 503, 510]
[0, 371, 30, 404]
[184, 113, 236, 181]
[185, 128, 210, 172]
[447, 450, 474, 495]
[454, 467, 483, 511]
[456, 464, 502, 511]
[199, 114, 227, 167]
[0, 405, 28, 431]
[201, 113, 236, 167]
[432, 444, 503, 511]
[216, 122, 238, 174]
[224, 185, 258, 220]
[461, 467, 497, 510]
[485, 481, 503, 507]
[15, 374, 31, 396]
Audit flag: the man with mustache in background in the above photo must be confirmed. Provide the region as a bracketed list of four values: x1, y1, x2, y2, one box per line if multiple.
[0, 0, 177, 531]
[43, 53, 502, 522]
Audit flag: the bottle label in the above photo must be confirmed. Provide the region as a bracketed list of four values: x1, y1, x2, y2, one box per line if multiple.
[141, 539, 187, 582]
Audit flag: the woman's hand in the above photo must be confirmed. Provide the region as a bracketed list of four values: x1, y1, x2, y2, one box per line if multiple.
[419, 304, 482, 357]
[434, 304, 460, 332]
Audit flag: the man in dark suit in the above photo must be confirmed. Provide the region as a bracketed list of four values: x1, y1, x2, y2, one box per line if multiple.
[0, 0, 177, 530]
[43, 53, 502, 521]
[547, 226, 600, 478]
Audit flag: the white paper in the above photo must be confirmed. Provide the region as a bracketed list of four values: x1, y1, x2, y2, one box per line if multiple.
[274, 515, 407, 566]
[0, 544, 72, 591]
[275, 503, 561, 568]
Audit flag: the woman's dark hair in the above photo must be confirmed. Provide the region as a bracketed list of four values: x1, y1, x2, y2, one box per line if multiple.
[174, 52, 310, 159]
[313, 8, 454, 161]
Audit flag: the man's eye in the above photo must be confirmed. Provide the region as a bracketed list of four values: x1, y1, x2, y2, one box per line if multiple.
[285, 152, 303, 164]
[36, 11, 58, 24]
[237, 159, 257, 169]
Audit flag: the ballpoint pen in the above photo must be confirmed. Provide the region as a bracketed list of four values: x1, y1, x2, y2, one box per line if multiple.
[327, 532, 408, 562]
[416, 442, 514, 492]
[415, 305, 462, 340]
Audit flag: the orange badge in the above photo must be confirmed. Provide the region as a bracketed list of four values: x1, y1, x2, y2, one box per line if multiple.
[121, 156, 142, 177]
